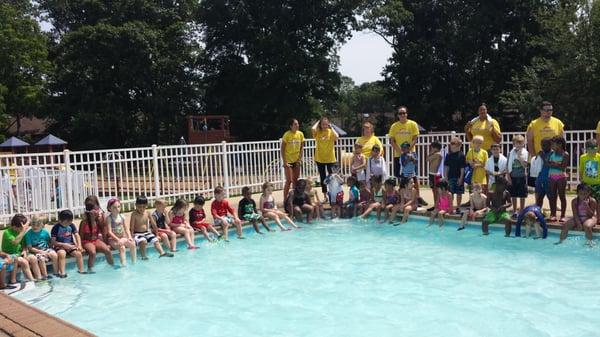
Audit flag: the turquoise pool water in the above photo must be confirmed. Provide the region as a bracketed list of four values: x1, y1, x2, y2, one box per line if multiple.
[15, 218, 600, 337]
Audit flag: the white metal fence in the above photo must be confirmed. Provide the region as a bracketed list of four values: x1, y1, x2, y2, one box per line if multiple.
[0, 130, 595, 223]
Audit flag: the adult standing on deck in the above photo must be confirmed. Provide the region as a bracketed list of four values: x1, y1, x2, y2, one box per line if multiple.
[281, 119, 305, 202]
[389, 106, 420, 177]
[356, 122, 384, 158]
[464, 103, 502, 151]
[312, 116, 339, 196]
[388, 106, 426, 205]
[526, 101, 565, 155]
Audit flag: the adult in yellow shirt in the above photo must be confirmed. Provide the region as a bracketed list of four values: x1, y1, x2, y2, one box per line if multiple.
[312, 116, 339, 195]
[527, 101, 564, 155]
[596, 121, 600, 146]
[356, 122, 384, 158]
[388, 106, 420, 176]
[464, 103, 501, 151]
[281, 118, 305, 201]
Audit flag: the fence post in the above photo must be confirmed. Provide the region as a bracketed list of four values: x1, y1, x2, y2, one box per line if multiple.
[221, 141, 230, 197]
[152, 145, 160, 199]
[278, 138, 285, 188]
[63, 150, 73, 210]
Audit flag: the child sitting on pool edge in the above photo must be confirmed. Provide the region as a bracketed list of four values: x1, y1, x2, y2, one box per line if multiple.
[107, 198, 137, 266]
[152, 199, 177, 252]
[211, 186, 244, 241]
[168, 199, 199, 250]
[482, 177, 512, 236]
[130, 196, 174, 259]
[288, 179, 313, 224]
[429, 180, 452, 227]
[25, 216, 59, 279]
[51, 210, 86, 276]
[344, 175, 360, 218]
[239, 186, 273, 234]
[189, 195, 222, 242]
[459, 183, 488, 230]
[324, 165, 344, 218]
[259, 182, 296, 230]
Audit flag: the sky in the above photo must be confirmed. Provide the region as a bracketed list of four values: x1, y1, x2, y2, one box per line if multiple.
[40, 19, 391, 86]
[338, 31, 393, 85]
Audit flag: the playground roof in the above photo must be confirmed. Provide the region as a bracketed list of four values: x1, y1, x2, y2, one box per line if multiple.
[0, 136, 30, 148]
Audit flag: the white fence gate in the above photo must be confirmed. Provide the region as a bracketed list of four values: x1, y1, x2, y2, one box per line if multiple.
[0, 130, 595, 224]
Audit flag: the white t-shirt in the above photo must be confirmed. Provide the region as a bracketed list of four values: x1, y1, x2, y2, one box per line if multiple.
[324, 174, 343, 198]
[485, 154, 508, 185]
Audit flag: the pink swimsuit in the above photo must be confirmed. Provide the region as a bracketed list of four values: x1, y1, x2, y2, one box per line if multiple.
[438, 194, 451, 212]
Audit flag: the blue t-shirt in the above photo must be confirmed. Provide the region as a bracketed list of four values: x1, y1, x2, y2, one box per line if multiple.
[50, 223, 78, 244]
[24, 229, 51, 249]
[400, 152, 418, 177]
[349, 185, 359, 202]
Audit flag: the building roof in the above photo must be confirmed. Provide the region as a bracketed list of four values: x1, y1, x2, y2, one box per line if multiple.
[0, 136, 30, 148]
[34, 134, 67, 146]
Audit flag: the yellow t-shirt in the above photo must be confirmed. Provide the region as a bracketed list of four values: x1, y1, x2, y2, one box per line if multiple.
[596, 121, 600, 135]
[356, 135, 384, 158]
[580, 153, 600, 185]
[466, 148, 489, 185]
[470, 118, 501, 151]
[282, 130, 304, 164]
[312, 128, 337, 163]
[527, 117, 564, 154]
[388, 120, 420, 157]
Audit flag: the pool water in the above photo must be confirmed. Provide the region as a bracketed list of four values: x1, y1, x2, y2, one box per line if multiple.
[15, 218, 600, 337]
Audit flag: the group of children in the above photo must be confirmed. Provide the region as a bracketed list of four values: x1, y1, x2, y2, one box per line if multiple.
[0, 184, 302, 289]
[2, 135, 599, 289]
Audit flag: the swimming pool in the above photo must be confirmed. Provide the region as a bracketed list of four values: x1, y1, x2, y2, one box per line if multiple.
[15, 218, 600, 337]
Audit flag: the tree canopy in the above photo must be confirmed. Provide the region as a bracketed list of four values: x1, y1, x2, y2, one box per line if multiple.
[1, 0, 599, 148]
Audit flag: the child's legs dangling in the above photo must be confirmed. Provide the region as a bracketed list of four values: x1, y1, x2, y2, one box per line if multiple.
[548, 179, 558, 217]
[557, 178, 567, 218]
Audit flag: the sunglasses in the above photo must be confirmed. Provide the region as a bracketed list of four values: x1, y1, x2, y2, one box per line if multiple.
[543, 108, 553, 112]
[398, 112, 407, 115]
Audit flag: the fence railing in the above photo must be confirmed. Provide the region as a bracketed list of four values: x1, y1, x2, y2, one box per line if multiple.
[0, 130, 595, 223]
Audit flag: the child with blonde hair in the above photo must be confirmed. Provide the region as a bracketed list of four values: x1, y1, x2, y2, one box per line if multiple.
[152, 199, 177, 252]
[466, 135, 489, 194]
[25, 216, 58, 280]
[306, 179, 325, 219]
[351, 143, 367, 183]
[507, 135, 529, 215]
[106, 198, 137, 265]
[259, 182, 296, 230]
[360, 175, 384, 220]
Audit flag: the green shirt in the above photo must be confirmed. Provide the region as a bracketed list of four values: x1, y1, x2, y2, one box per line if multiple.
[1, 228, 23, 254]
[580, 153, 600, 185]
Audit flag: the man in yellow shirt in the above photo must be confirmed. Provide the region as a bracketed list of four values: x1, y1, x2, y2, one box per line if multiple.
[526, 101, 565, 155]
[388, 106, 420, 177]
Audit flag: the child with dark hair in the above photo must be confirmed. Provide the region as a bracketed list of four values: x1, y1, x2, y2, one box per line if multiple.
[382, 178, 400, 224]
[80, 201, 115, 273]
[239, 187, 273, 234]
[168, 199, 198, 250]
[288, 179, 313, 224]
[445, 137, 466, 212]
[429, 180, 452, 227]
[259, 182, 296, 230]
[51, 210, 85, 275]
[535, 138, 553, 207]
[557, 184, 597, 245]
[579, 139, 600, 223]
[343, 176, 360, 218]
[2, 214, 39, 282]
[190, 195, 222, 242]
[507, 135, 529, 216]
[357, 181, 371, 215]
[482, 177, 512, 236]
[130, 196, 174, 259]
[548, 136, 570, 222]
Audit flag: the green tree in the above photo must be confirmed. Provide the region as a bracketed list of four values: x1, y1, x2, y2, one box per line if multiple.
[360, 0, 549, 131]
[0, 0, 51, 136]
[500, 0, 600, 130]
[42, 0, 202, 149]
[198, 0, 361, 140]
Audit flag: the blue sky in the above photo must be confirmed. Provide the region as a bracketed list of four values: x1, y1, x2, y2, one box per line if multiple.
[338, 31, 392, 85]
